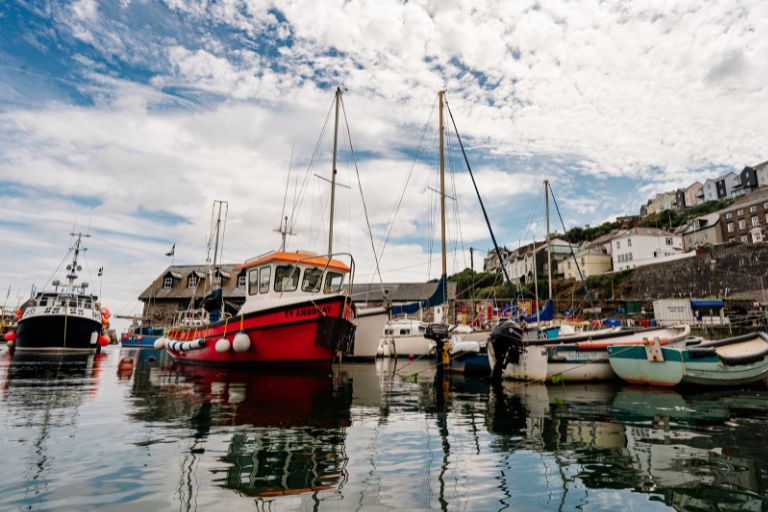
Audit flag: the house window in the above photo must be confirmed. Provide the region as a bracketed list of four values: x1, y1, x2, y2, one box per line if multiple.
[163, 277, 173, 289]
[737, 208, 744, 216]
[727, 223, 734, 233]
[750, 205, 758, 213]
[259, 266, 271, 294]
[301, 268, 323, 292]
[665, 237, 673, 245]
[237, 274, 246, 287]
[739, 219, 746, 230]
[188, 275, 198, 289]
[726, 212, 733, 219]
[754, 231, 764, 243]
[627, 239, 632, 248]
[213, 276, 222, 287]
[741, 235, 748, 243]
[752, 216, 760, 227]
[616, 241, 621, 249]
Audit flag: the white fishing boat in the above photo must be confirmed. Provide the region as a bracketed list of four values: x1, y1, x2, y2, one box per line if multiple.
[489, 322, 691, 382]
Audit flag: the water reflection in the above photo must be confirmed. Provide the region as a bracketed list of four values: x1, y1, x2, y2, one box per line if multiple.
[0, 346, 766, 511]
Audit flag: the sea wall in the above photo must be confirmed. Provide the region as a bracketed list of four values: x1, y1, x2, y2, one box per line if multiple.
[627, 243, 768, 299]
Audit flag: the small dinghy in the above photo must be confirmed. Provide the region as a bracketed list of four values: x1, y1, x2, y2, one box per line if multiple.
[607, 332, 768, 387]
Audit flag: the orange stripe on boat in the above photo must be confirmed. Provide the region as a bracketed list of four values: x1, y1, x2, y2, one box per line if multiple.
[576, 337, 670, 350]
[236, 251, 350, 272]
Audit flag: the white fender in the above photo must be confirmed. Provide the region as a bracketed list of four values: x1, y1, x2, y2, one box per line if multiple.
[215, 338, 231, 353]
[232, 331, 251, 352]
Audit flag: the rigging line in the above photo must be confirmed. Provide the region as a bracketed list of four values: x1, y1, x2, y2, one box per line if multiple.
[339, 96, 385, 287]
[375, 97, 437, 270]
[444, 96, 520, 304]
[446, 126, 467, 273]
[281, 141, 295, 227]
[548, 184, 597, 314]
[289, 95, 336, 232]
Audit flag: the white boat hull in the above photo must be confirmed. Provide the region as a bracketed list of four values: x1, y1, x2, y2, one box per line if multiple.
[351, 308, 389, 359]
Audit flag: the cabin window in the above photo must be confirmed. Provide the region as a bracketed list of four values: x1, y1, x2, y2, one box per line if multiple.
[301, 268, 323, 292]
[248, 269, 259, 295]
[163, 277, 173, 289]
[69, 300, 77, 308]
[324, 272, 344, 293]
[259, 266, 271, 293]
[384, 329, 393, 335]
[39, 296, 48, 306]
[188, 275, 198, 289]
[274, 265, 299, 292]
[400, 329, 411, 335]
[84, 300, 92, 309]
[213, 276, 222, 287]
[237, 274, 246, 287]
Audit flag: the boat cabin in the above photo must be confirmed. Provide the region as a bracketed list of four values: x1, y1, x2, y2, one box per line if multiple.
[237, 251, 350, 314]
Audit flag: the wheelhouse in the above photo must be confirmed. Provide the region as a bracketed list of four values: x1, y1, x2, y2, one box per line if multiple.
[237, 251, 351, 310]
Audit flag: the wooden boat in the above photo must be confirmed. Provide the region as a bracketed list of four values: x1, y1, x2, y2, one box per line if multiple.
[489, 321, 691, 382]
[607, 332, 768, 387]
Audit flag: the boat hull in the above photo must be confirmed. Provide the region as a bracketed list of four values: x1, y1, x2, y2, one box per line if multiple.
[121, 333, 162, 348]
[378, 335, 434, 357]
[491, 325, 691, 382]
[165, 296, 355, 366]
[15, 314, 102, 352]
[608, 333, 768, 387]
[350, 308, 388, 359]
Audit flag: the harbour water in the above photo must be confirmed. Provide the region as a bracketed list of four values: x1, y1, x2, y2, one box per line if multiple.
[1, 346, 766, 511]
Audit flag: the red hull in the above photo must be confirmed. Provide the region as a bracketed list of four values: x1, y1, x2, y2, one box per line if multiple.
[165, 296, 355, 366]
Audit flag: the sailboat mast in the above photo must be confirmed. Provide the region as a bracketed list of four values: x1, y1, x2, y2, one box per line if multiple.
[212, 200, 222, 272]
[438, 90, 447, 278]
[328, 87, 341, 255]
[545, 180, 552, 300]
[532, 237, 540, 323]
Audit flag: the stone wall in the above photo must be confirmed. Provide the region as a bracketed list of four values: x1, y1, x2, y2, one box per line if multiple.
[627, 243, 768, 299]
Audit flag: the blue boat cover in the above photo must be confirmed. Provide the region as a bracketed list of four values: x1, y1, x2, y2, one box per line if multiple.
[523, 299, 554, 323]
[691, 299, 724, 309]
[604, 317, 621, 327]
[390, 274, 447, 316]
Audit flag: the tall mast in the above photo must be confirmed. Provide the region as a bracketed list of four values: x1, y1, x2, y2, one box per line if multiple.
[532, 237, 540, 323]
[328, 87, 341, 255]
[212, 200, 222, 272]
[545, 179, 552, 300]
[439, 90, 447, 279]
[66, 232, 90, 286]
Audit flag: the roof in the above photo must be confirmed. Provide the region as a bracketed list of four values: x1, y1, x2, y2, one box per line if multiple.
[681, 212, 720, 234]
[238, 251, 350, 272]
[139, 264, 246, 301]
[346, 281, 457, 303]
[615, 227, 677, 238]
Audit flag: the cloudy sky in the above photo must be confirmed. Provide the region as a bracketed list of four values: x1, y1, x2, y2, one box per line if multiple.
[1, 0, 767, 325]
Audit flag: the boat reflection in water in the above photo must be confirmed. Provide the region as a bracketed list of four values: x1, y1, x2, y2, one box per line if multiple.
[131, 359, 354, 501]
[486, 381, 768, 511]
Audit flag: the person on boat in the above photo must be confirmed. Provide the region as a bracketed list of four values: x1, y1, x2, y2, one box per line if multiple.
[517, 315, 527, 332]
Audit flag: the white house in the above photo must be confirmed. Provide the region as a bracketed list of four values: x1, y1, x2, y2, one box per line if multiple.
[611, 228, 685, 271]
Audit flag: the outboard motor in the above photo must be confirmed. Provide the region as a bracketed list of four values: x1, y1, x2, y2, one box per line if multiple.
[425, 323, 451, 366]
[489, 319, 524, 381]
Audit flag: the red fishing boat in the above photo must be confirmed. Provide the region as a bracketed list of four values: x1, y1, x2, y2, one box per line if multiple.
[162, 251, 356, 366]
[160, 88, 359, 367]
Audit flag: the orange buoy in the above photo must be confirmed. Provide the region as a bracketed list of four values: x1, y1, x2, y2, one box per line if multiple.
[117, 357, 134, 371]
[98, 335, 111, 347]
[3, 331, 15, 342]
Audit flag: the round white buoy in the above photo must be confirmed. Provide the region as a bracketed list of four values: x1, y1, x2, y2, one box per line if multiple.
[232, 331, 251, 352]
[153, 337, 166, 349]
[214, 338, 231, 353]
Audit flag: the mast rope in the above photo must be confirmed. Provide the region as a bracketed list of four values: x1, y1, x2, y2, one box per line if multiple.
[548, 184, 597, 315]
[339, 95, 385, 288]
[375, 98, 437, 275]
[289, 96, 336, 234]
[444, 96, 520, 304]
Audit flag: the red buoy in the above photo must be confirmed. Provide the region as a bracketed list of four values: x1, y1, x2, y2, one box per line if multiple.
[3, 331, 15, 343]
[98, 335, 110, 347]
[408, 354, 415, 361]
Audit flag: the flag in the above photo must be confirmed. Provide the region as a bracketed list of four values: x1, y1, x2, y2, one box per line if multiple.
[165, 243, 175, 257]
[98, 267, 103, 277]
